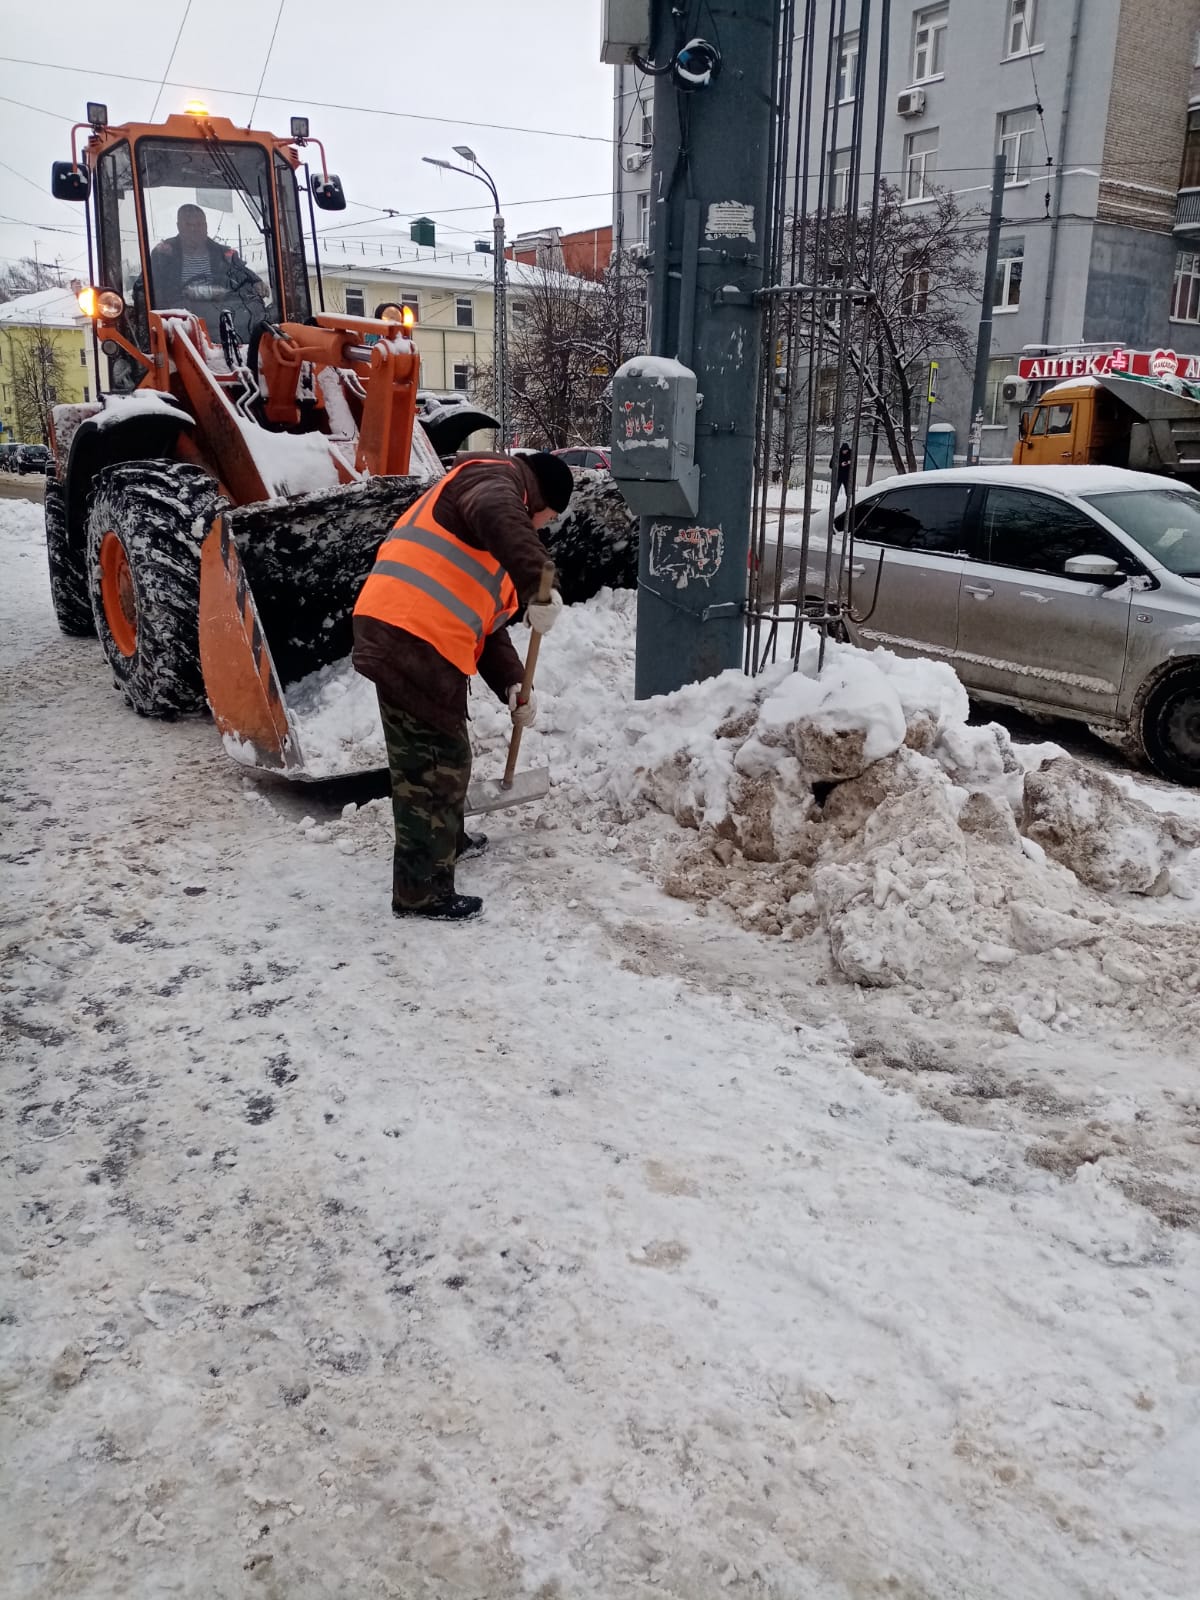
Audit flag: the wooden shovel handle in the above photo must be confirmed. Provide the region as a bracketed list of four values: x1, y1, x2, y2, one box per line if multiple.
[503, 564, 555, 788]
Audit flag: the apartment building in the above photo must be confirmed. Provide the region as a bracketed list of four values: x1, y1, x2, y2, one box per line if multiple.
[614, 0, 1200, 457]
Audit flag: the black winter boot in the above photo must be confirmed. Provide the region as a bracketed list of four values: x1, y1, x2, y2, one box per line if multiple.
[393, 893, 483, 922]
[457, 832, 488, 860]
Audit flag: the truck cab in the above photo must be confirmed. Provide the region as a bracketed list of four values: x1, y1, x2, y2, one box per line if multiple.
[1014, 379, 1131, 469]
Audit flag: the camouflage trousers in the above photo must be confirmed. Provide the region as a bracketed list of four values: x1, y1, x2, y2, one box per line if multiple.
[377, 695, 473, 910]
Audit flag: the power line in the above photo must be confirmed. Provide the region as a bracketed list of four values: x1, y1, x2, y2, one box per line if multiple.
[248, 0, 285, 129]
[149, 0, 193, 123]
[0, 54, 615, 145]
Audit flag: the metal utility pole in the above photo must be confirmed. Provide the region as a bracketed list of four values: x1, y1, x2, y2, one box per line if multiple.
[629, 2, 776, 699]
[967, 154, 1007, 466]
[422, 149, 509, 450]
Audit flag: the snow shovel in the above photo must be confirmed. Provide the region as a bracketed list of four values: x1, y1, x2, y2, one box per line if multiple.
[465, 565, 555, 816]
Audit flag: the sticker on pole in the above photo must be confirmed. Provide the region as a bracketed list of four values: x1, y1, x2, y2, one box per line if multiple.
[705, 201, 755, 242]
[649, 523, 724, 588]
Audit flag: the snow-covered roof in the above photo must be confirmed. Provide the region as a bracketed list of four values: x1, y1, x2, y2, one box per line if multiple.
[0, 286, 85, 330]
[317, 246, 579, 295]
[866, 465, 1183, 497]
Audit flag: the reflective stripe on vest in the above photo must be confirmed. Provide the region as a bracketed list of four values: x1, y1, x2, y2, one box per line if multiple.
[353, 459, 521, 675]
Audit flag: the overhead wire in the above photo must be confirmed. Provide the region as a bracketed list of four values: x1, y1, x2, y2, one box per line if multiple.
[248, 0, 286, 128]
[0, 55, 614, 145]
[148, 0, 194, 123]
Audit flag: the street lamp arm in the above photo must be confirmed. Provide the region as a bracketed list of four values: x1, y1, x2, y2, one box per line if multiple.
[420, 156, 498, 212]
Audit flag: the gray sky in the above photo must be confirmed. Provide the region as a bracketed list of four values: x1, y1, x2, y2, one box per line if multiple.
[0, 0, 616, 281]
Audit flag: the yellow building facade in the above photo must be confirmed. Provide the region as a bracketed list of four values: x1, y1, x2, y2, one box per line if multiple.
[0, 288, 100, 445]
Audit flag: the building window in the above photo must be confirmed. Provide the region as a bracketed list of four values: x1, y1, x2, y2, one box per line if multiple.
[993, 236, 1024, 309]
[912, 6, 948, 82]
[452, 361, 470, 391]
[636, 190, 649, 245]
[511, 300, 528, 323]
[829, 148, 852, 211]
[639, 98, 653, 149]
[1172, 252, 1200, 322]
[79, 347, 87, 366]
[999, 107, 1038, 184]
[815, 367, 838, 425]
[901, 253, 929, 314]
[399, 290, 421, 323]
[904, 128, 939, 201]
[83, 386, 90, 402]
[344, 285, 365, 317]
[455, 296, 473, 328]
[1006, 0, 1038, 56]
[1181, 109, 1200, 190]
[836, 33, 859, 102]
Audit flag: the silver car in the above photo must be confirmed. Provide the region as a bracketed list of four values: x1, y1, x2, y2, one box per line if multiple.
[820, 465, 1200, 784]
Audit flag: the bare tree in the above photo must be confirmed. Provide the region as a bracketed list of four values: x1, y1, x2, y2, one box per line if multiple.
[787, 181, 980, 474]
[0, 256, 65, 304]
[473, 259, 646, 449]
[6, 322, 69, 444]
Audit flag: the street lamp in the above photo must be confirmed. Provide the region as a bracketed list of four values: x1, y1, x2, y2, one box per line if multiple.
[421, 149, 509, 451]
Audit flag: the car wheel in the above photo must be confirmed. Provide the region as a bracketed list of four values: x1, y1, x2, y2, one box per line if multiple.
[1139, 667, 1200, 786]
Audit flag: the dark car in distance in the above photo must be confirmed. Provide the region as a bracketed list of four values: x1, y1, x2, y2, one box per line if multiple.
[17, 444, 52, 475]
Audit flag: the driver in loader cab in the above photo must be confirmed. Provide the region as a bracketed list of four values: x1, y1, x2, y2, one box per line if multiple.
[353, 451, 573, 923]
[147, 204, 267, 337]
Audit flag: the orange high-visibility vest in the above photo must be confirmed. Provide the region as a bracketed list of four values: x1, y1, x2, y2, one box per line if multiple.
[353, 460, 521, 675]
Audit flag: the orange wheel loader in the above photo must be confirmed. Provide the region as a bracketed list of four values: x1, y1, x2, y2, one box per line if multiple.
[43, 102, 496, 779]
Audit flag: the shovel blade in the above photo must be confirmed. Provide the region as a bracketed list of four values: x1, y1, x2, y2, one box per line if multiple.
[466, 765, 550, 815]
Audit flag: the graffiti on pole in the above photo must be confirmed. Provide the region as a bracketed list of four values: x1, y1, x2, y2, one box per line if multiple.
[649, 522, 724, 587]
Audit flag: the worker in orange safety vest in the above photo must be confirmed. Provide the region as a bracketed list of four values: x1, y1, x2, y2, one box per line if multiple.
[352, 451, 572, 921]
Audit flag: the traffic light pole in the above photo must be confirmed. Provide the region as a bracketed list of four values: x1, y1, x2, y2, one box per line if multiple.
[633, 0, 776, 699]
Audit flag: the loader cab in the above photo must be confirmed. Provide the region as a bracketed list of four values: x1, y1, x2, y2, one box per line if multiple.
[87, 112, 311, 383]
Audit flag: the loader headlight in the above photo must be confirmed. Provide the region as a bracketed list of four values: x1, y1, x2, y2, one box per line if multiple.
[376, 303, 404, 322]
[78, 287, 124, 321]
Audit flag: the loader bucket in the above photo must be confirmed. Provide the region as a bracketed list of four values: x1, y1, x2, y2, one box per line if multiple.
[199, 474, 425, 778]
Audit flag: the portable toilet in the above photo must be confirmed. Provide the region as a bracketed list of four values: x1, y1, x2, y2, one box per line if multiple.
[924, 423, 955, 470]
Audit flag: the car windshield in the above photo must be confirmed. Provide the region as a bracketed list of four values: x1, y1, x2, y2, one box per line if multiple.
[1083, 488, 1200, 576]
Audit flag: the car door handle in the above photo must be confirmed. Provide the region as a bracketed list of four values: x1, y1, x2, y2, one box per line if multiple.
[1019, 590, 1051, 603]
[964, 584, 994, 599]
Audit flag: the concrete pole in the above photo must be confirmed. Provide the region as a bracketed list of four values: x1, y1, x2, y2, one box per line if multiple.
[967, 154, 1007, 466]
[493, 210, 509, 451]
[634, 0, 776, 699]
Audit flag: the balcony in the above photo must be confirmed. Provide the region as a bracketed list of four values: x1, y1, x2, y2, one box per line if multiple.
[1175, 187, 1200, 235]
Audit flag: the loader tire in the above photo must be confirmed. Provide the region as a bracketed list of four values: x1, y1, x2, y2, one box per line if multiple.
[44, 476, 95, 637]
[86, 462, 225, 718]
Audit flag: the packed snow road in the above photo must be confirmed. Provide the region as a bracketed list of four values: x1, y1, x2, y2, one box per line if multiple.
[2, 496, 1199, 1599]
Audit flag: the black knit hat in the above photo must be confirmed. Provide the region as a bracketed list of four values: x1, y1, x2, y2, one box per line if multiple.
[524, 451, 575, 514]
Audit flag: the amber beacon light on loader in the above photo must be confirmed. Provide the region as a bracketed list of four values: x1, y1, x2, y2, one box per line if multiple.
[44, 101, 493, 779]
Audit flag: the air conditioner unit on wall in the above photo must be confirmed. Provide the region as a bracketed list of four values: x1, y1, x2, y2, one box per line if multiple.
[896, 88, 926, 116]
[1001, 377, 1030, 404]
[624, 151, 651, 172]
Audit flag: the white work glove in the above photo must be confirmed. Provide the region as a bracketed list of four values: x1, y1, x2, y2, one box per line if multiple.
[526, 590, 563, 635]
[507, 684, 537, 729]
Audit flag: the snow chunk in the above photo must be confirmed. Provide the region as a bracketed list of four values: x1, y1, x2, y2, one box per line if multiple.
[1022, 758, 1176, 895]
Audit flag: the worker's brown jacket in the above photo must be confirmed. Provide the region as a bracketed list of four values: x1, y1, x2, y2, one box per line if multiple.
[352, 454, 555, 735]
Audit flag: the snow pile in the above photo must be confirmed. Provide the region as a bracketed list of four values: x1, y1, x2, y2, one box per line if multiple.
[594, 639, 1200, 1043]
[287, 586, 1200, 1041]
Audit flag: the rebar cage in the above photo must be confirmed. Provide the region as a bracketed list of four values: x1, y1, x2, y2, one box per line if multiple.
[746, 0, 892, 676]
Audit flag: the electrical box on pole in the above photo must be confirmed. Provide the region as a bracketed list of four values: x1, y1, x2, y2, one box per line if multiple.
[605, 0, 776, 699]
